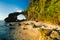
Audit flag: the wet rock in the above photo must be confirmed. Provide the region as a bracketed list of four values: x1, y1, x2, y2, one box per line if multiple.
[30, 23, 38, 28]
[23, 28, 27, 30]
[47, 31, 52, 36]
[38, 29, 52, 40]
[9, 27, 16, 30]
[53, 38, 59, 40]
[50, 30, 60, 39]
[9, 24, 13, 26]
[25, 23, 30, 25]
[18, 23, 21, 26]
[53, 29, 60, 35]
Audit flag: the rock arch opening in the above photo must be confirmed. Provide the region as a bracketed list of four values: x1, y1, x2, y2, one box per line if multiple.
[17, 14, 26, 20]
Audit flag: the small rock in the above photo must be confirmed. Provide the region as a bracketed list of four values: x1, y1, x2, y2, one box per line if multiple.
[53, 38, 59, 40]
[47, 31, 52, 36]
[23, 28, 27, 30]
[9, 24, 13, 26]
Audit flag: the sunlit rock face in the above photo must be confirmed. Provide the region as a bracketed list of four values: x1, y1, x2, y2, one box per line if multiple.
[8, 21, 60, 40]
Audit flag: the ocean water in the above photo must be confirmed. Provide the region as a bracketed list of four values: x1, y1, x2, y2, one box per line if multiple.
[0, 20, 10, 40]
[0, 20, 5, 25]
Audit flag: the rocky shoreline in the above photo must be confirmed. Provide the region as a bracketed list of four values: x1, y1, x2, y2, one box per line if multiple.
[9, 21, 60, 40]
[0, 21, 60, 40]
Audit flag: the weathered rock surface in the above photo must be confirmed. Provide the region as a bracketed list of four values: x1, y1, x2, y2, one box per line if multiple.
[8, 21, 60, 40]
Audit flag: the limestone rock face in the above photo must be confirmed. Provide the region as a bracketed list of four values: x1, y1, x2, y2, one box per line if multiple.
[9, 21, 60, 40]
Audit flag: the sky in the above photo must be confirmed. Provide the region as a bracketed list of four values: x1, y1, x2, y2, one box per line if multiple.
[0, 0, 30, 20]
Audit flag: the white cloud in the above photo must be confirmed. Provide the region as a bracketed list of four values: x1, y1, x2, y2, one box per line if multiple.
[16, 10, 22, 12]
[15, 8, 22, 12]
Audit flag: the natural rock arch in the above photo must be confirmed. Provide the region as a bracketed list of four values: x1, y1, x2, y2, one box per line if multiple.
[4, 11, 28, 22]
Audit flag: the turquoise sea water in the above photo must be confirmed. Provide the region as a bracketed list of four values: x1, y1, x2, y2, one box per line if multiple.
[0, 20, 10, 40]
